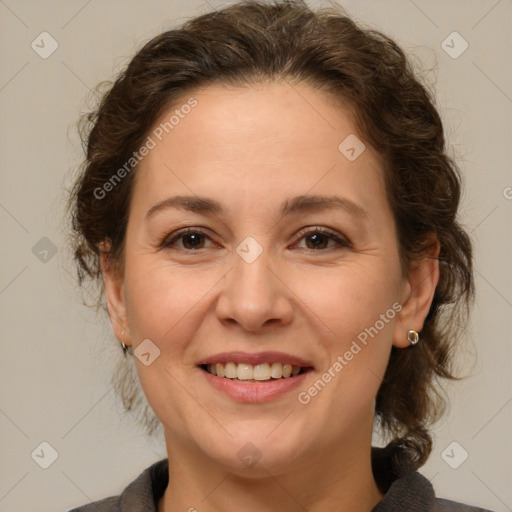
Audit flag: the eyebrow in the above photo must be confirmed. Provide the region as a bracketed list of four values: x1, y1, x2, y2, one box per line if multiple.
[145, 194, 369, 220]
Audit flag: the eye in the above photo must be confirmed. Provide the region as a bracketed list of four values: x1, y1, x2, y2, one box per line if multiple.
[161, 226, 351, 252]
[161, 227, 215, 251]
[293, 227, 352, 251]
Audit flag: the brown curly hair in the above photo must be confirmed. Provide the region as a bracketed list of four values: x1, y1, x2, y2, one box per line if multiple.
[67, 0, 473, 469]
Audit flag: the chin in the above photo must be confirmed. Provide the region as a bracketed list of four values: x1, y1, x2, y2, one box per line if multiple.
[194, 421, 310, 475]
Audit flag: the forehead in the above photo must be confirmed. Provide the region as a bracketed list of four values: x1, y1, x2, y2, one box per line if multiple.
[131, 81, 388, 218]
[150, 81, 360, 165]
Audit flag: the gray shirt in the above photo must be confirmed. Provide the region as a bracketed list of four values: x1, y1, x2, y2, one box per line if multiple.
[68, 443, 494, 511]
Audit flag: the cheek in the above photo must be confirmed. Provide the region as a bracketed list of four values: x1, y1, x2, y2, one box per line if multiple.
[124, 251, 401, 354]
[299, 260, 400, 339]
[124, 257, 223, 350]
[122, 258, 220, 430]
[299, 262, 400, 393]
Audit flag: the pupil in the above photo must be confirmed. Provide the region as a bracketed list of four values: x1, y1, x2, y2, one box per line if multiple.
[185, 234, 202, 248]
[308, 233, 326, 249]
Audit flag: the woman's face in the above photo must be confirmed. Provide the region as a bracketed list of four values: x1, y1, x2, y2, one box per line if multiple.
[103, 81, 435, 474]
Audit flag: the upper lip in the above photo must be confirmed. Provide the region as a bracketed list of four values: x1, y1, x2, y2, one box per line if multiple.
[197, 351, 314, 368]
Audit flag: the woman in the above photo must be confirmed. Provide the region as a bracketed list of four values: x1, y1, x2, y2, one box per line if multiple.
[67, 0, 492, 510]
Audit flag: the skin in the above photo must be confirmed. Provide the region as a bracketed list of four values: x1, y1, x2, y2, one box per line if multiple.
[101, 81, 439, 512]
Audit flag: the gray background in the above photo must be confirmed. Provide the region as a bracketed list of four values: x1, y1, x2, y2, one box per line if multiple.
[0, 1, 511, 511]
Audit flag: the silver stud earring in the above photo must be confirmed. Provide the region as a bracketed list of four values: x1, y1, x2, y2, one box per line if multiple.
[407, 329, 420, 345]
[121, 330, 131, 356]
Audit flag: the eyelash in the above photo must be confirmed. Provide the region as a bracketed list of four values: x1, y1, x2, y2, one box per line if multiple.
[161, 226, 352, 252]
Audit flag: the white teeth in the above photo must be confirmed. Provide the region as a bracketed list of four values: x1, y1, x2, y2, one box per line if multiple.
[253, 363, 271, 381]
[204, 362, 304, 381]
[225, 362, 237, 378]
[237, 363, 253, 380]
[270, 362, 283, 378]
[216, 363, 225, 378]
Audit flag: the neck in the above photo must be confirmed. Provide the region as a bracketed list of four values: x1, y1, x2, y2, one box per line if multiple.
[158, 427, 384, 512]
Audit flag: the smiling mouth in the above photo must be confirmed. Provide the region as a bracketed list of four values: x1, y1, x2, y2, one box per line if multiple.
[200, 362, 313, 382]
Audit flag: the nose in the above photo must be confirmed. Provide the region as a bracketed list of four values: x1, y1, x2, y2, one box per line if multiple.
[215, 242, 294, 332]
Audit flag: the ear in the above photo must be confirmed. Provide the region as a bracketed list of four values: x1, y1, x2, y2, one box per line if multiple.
[99, 240, 130, 348]
[392, 236, 440, 348]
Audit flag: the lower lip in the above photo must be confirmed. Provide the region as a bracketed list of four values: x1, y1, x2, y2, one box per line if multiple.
[200, 367, 311, 403]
